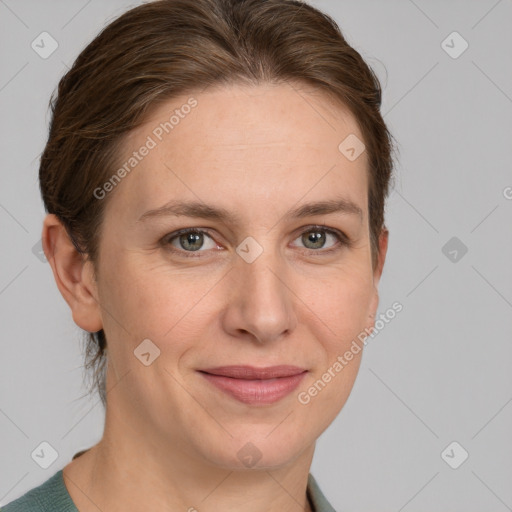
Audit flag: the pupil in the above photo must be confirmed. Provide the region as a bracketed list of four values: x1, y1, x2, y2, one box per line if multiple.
[304, 231, 325, 249]
[181, 232, 203, 251]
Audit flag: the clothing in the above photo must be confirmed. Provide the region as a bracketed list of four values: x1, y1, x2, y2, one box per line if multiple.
[1, 469, 336, 511]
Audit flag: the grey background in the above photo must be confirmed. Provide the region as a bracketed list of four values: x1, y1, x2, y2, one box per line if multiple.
[1, 0, 511, 510]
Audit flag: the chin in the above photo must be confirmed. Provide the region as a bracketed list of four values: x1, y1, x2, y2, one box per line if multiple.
[195, 424, 314, 471]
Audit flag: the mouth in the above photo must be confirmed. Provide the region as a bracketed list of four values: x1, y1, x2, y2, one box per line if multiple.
[197, 365, 308, 405]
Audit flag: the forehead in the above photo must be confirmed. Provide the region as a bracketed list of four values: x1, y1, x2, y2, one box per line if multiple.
[108, 82, 368, 221]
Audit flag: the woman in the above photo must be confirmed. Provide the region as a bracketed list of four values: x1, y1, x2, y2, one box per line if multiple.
[2, 0, 394, 510]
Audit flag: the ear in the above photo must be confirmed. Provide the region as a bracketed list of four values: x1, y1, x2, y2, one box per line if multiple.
[365, 228, 389, 330]
[42, 214, 103, 333]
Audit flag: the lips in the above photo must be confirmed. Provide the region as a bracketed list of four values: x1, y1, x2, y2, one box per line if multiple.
[198, 365, 307, 405]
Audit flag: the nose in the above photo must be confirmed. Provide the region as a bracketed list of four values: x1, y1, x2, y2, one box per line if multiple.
[220, 248, 298, 345]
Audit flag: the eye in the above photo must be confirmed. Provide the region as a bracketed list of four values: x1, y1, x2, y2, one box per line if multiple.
[292, 225, 350, 253]
[164, 228, 219, 254]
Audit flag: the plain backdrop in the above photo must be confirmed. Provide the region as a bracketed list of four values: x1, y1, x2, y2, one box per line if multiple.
[1, 1, 511, 510]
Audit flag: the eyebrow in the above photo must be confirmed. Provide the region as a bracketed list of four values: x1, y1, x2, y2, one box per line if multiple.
[137, 197, 363, 224]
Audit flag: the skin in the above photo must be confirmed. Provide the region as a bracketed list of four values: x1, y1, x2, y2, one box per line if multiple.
[43, 82, 388, 512]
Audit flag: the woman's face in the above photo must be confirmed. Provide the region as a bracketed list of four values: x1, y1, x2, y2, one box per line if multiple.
[89, 82, 386, 469]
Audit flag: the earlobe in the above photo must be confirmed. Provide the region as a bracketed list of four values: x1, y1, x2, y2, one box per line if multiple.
[42, 214, 103, 333]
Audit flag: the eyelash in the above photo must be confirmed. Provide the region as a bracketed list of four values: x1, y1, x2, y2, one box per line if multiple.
[161, 225, 353, 258]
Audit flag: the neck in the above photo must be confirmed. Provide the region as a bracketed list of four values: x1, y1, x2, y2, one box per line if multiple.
[63, 409, 315, 512]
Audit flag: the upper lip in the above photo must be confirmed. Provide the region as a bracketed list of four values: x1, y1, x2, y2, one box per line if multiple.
[199, 365, 307, 379]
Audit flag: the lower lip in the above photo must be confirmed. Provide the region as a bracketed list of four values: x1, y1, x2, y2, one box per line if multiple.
[199, 371, 307, 405]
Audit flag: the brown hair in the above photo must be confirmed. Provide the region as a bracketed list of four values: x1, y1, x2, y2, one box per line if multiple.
[39, 0, 395, 405]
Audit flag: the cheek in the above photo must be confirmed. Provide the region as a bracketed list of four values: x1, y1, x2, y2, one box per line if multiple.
[301, 266, 374, 339]
[95, 253, 170, 345]
[99, 255, 217, 356]
[294, 271, 373, 423]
